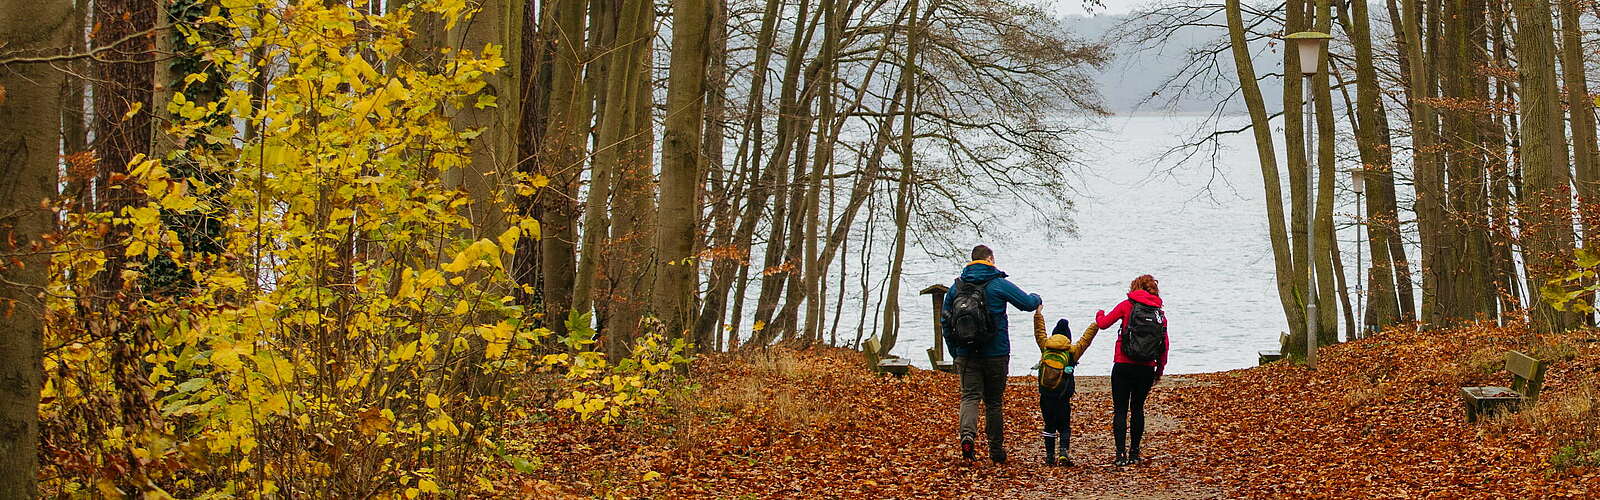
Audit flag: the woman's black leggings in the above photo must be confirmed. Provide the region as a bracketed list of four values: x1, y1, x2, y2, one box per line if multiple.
[1111, 362, 1156, 454]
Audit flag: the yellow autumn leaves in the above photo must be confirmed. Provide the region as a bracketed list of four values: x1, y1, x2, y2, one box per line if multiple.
[37, 0, 558, 496]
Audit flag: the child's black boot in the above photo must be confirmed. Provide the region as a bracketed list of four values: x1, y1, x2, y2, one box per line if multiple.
[1059, 433, 1072, 467]
[1043, 435, 1057, 465]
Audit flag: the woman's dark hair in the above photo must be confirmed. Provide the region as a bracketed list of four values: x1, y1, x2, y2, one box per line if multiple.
[971, 245, 994, 261]
[1130, 275, 1160, 296]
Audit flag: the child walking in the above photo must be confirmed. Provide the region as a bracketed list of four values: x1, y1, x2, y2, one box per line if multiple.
[1032, 308, 1099, 466]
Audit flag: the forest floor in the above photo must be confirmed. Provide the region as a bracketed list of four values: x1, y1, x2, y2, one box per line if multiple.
[498, 323, 1600, 498]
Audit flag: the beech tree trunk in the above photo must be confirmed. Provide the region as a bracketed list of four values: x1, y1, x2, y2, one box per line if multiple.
[606, 27, 658, 347]
[1227, 0, 1304, 354]
[1560, 0, 1599, 227]
[1511, 0, 1578, 331]
[656, 0, 713, 339]
[801, 0, 842, 343]
[749, 0, 819, 345]
[0, 0, 69, 493]
[534, 0, 590, 335]
[1559, 0, 1600, 323]
[93, 0, 160, 458]
[1284, 0, 1311, 330]
[1400, 0, 1444, 325]
[878, 0, 932, 357]
[1346, 0, 1402, 328]
[1312, 0, 1338, 344]
[694, 0, 782, 347]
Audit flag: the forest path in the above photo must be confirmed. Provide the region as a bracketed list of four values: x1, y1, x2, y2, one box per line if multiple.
[526, 331, 1599, 497]
[976, 375, 1223, 499]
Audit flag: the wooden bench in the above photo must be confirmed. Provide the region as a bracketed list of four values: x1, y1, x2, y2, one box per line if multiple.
[926, 348, 956, 373]
[1461, 351, 1546, 423]
[1259, 332, 1290, 365]
[862, 336, 911, 378]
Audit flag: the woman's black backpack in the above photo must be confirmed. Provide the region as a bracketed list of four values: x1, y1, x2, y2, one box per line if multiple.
[945, 280, 994, 349]
[1119, 302, 1167, 362]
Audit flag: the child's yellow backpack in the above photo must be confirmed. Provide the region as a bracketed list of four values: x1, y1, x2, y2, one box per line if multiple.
[1038, 334, 1075, 391]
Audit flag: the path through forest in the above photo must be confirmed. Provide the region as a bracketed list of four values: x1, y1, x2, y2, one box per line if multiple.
[988, 376, 1222, 499]
[517, 325, 1600, 497]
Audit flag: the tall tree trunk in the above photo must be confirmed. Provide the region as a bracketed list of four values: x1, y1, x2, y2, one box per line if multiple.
[515, 0, 552, 326]
[606, 20, 658, 345]
[93, 0, 159, 451]
[533, 0, 590, 335]
[1437, 0, 1493, 323]
[657, 0, 712, 340]
[1511, 0, 1578, 331]
[451, 0, 521, 239]
[801, 0, 842, 344]
[1284, 0, 1312, 333]
[777, 96, 818, 339]
[1400, 0, 1444, 325]
[1560, 0, 1599, 211]
[695, 0, 783, 346]
[579, 0, 642, 357]
[750, 0, 820, 345]
[879, 0, 932, 357]
[1464, 0, 1493, 319]
[695, 0, 730, 350]
[1346, 0, 1402, 328]
[1384, 0, 1419, 321]
[1560, 0, 1599, 323]
[1488, 2, 1521, 317]
[1227, 0, 1304, 354]
[1312, 0, 1338, 344]
[0, 0, 69, 493]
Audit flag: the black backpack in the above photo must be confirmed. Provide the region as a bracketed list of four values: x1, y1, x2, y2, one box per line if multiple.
[1119, 301, 1167, 363]
[945, 279, 995, 350]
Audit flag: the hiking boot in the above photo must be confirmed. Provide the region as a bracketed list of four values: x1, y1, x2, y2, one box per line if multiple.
[1043, 436, 1057, 465]
[961, 439, 976, 461]
[1128, 446, 1143, 466]
[1114, 450, 1128, 466]
[1059, 434, 1071, 467]
[991, 450, 1006, 464]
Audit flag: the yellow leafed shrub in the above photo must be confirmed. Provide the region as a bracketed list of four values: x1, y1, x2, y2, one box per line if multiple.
[37, 0, 552, 496]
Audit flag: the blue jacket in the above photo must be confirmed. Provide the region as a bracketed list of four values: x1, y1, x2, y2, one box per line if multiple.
[942, 262, 1042, 358]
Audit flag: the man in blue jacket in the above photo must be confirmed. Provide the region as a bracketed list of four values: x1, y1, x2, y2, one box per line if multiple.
[942, 244, 1042, 463]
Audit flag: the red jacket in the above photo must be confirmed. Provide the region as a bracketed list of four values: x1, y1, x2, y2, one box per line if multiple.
[1094, 290, 1169, 372]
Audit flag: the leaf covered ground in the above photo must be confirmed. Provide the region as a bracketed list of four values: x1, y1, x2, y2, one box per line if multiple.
[498, 324, 1600, 498]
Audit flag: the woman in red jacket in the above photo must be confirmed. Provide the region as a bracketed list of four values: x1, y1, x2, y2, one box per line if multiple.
[1090, 274, 1169, 466]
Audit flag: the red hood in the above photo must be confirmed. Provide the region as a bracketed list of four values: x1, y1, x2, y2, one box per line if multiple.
[1128, 290, 1162, 307]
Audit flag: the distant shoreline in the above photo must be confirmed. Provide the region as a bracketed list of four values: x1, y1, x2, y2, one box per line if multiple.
[1105, 111, 1258, 118]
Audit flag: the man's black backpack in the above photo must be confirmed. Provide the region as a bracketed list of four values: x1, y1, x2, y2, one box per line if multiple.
[946, 279, 995, 349]
[1119, 302, 1167, 363]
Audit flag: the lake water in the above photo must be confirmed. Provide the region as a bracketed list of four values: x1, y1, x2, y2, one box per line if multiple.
[736, 114, 1365, 376]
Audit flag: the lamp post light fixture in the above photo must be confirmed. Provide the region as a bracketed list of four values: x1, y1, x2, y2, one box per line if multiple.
[1288, 30, 1332, 368]
[1287, 31, 1333, 76]
[1351, 169, 1365, 340]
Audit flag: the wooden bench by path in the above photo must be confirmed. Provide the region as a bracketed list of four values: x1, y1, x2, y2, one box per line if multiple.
[1461, 350, 1546, 423]
[862, 336, 911, 378]
[1259, 332, 1290, 365]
